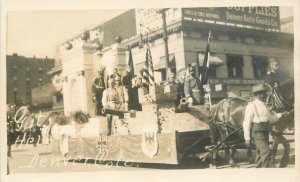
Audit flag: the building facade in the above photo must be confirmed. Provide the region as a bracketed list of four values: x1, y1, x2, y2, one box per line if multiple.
[53, 7, 294, 114]
[280, 16, 293, 34]
[6, 54, 55, 106]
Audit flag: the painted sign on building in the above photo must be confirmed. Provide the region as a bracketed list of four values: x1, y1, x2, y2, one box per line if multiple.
[135, 8, 182, 34]
[182, 7, 280, 31]
[208, 78, 264, 85]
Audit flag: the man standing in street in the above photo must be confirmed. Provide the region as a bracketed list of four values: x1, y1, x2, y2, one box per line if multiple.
[243, 84, 285, 168]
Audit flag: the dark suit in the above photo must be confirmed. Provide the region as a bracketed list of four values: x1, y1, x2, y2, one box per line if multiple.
[265, 71, 281, 87]
[92, 76, 105, 115]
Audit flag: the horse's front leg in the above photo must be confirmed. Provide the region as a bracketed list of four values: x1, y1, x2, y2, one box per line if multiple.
[271, 136, 279, 167]
[209, 150, 218, 168]
[277, 135, 290, 168]
[225, 145, 237, 168]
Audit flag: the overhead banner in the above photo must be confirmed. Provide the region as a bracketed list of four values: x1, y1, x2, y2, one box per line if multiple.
[182, 7, 280, 31]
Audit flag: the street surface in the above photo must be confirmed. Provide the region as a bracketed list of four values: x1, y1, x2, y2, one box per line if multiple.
[8, 134, 294, 174]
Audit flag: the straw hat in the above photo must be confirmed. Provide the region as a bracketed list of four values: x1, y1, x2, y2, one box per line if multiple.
[252, 84, 266, 94]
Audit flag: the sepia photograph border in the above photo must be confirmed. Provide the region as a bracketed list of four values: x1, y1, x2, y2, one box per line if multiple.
[1, 0, 299, 182]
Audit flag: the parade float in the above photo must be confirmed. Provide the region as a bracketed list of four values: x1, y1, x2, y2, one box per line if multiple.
[50, 32, 212, 165]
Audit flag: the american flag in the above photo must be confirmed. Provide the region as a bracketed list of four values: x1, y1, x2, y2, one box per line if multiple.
[142, 44, 155, 85]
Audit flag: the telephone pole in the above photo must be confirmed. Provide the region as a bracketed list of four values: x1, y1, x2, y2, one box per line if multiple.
[158, 8, 170, 81]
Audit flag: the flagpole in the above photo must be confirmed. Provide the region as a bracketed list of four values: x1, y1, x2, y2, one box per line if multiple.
[158, 8, 170, 82]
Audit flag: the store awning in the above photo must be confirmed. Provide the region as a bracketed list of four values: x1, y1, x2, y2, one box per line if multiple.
[198, 53, 224, 66]
[154, 54, 176, 71]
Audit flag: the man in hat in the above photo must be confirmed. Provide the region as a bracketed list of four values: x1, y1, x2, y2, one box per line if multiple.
[243, 84, 285, 168]
[92, 70, 105, 115]
[265, 59, 281, 87]
[102, 78, 122, 135]
[184, 65, 204, 105]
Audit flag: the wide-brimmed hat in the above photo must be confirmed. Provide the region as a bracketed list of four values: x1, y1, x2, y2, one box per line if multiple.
[252, 84, 266, 94]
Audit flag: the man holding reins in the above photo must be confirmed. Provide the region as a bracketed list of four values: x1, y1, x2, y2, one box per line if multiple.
[243, 84, 285, 168]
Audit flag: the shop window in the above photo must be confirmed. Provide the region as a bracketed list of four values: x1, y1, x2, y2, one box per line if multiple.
[155, 54, 176, 81]
[197, 52, 221, 78]
[56, 94, 63, 103]
[207, 65, 217, 78]
[227, 54, 244, 78]
[252, 56, 268, 79]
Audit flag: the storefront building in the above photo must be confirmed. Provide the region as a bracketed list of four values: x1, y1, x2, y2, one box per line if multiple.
[6, 54, 55, 106]
[54, 7, 293, 112]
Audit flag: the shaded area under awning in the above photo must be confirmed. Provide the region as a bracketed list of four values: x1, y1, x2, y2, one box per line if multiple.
[198, 53, 224, 66]
[154, 54, 176, 71]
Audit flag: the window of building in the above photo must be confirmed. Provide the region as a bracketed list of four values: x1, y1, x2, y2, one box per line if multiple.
[56, 94, 63, 103]
[155, 54, 176, 81]
[207, 65, 217, 78]
[197, 52, 222, 78]
[252, 56, 268, 79]
[227, 54, 244, 78]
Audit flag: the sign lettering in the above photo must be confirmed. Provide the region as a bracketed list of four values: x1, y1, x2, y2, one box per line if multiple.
[208, 79, 264, 85]
[182, 7, 280, 30]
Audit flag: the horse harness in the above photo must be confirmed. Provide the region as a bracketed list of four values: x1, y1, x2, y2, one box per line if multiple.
[212, 98, 245, 140]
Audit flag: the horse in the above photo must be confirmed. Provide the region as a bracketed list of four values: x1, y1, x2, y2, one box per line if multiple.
[207, 80, 294, 168]
[266, 80, 294, 168]
[208, 97, 252, 167]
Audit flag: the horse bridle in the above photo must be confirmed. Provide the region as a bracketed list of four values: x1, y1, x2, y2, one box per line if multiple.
[265, 83, 293, 112]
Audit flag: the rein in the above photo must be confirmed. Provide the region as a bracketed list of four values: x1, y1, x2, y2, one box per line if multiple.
[199, 126, 243, 160]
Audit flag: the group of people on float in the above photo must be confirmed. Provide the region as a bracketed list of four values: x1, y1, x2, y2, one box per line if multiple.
[92, 68, 142, 116]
